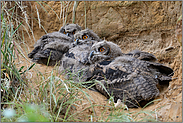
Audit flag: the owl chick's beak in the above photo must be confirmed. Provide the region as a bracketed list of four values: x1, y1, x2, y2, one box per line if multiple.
[75, 39, 79, 44]
[89, 51, 94, 58]
[66, 33, 70, 36]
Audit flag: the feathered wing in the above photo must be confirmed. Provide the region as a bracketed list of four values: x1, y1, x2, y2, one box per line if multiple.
[59, 44, 93, 82]
[66, 45, 91, 64]
[28, 32, 73, 66]
[33, 32, 72, 49]
[125, 49, 157, 62]
[91, 56, 173, 107]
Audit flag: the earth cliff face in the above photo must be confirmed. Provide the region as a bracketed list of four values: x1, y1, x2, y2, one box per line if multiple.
[19, 1, 182, 122]
[25, 1, 181, 63]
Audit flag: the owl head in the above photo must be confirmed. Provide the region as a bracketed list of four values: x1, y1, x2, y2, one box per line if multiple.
[89, 40, 123, 64]
[59, 23, 82, 38]
[73, 29, 101, 46]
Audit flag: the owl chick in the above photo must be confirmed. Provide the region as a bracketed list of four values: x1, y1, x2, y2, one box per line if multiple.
[59, 29, 101, 82]
[89, 40, 123, 64]
[28, 23, 82, 66]
[89, 40, 158, 64]
[73, 28, 101, 46]
[88, 41, 173, 108]
[59, 23, 82, 39]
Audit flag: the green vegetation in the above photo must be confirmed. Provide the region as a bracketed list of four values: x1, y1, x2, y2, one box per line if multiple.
[1, 1, 159, 122]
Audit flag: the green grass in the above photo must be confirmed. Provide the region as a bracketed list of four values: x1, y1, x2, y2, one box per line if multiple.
[1, 1, 159, 122]
[1, 1, 34, 108]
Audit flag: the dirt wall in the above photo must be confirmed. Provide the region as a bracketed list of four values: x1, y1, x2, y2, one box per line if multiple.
[22, 1, 181, 62]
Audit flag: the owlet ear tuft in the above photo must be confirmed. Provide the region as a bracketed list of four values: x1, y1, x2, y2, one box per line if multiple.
[85, 28, 89, 31]
[103, 40, 107, 44]
[59, 27, 64, 32]
[76, 24, 82, 30]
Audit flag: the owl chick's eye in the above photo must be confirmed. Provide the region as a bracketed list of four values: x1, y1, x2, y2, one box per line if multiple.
[72, 31, 75, 34]
[82, 35, 88, 40]
[63, 31, 66, 34]
[99, 47, 105, 52]
[74, 39, 77, 41]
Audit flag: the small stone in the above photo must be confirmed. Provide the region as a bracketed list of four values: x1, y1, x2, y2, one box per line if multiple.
[114, 99, 128, 110]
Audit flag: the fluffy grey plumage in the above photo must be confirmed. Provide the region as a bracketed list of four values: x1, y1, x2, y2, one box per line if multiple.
[88, 41, 173, 108]
[59, 44, 93, 82]
[59, 23, 82, 39]
[73, 28, 101, 46]
[89, 41, 158, 63]
[28, 24, 82, 66]
[125, 49, 157, 62]
[59, 29, 101, 82]
[89, 40, 123, 64]
[59, 29, 100, 81]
